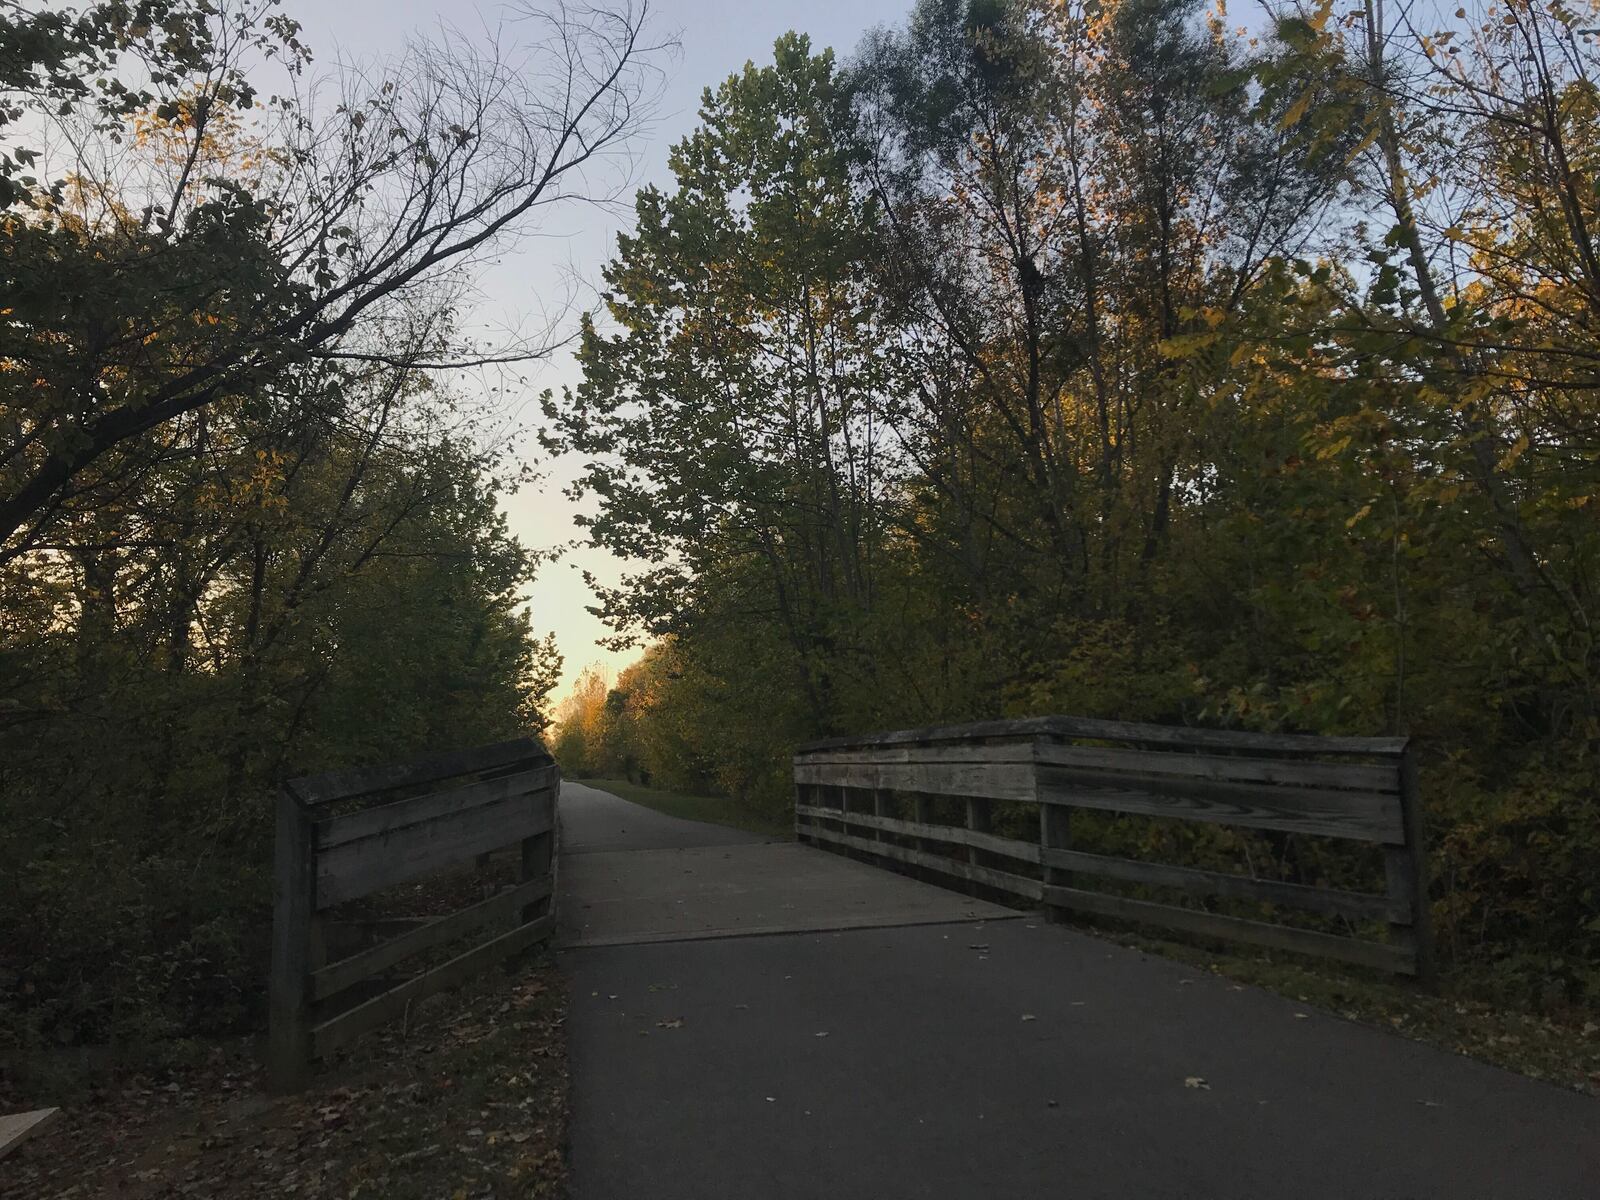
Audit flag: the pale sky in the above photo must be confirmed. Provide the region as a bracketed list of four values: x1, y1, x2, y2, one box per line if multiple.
[289, 0, 911, 702]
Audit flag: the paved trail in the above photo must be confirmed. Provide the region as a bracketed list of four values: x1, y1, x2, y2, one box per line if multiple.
[557, 782, 1598, 1200]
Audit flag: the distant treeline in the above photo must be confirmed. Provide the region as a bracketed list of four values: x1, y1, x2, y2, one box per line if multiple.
[547, 0, 1600, 1007]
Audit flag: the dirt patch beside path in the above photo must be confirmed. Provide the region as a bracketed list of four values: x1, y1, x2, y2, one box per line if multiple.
[2, 953, 568, 1200]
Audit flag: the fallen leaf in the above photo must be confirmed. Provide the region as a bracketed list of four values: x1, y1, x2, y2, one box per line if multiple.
[656, 1017, 685, 1029]
[1021, 1014, 1037, 1022]
[1184, 1077, 1210, 1090]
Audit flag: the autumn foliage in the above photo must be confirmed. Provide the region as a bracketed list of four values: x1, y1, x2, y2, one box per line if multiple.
[550, 0, 1600, 1006]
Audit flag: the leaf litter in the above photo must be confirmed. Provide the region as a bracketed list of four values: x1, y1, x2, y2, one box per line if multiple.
[3, 958, 571, 1200]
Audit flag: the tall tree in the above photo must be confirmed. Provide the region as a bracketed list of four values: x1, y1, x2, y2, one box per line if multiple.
[1, 0, 660, 557]
[546, 33, 891, 726]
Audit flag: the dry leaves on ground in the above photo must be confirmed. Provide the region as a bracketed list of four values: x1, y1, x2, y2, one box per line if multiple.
[2, 956, 569, 1200]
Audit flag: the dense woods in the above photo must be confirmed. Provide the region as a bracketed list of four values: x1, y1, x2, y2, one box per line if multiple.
[551, 0, 1600, 1006]
[0, 0, 654, 1055]
[6, 0, 1600, 1073]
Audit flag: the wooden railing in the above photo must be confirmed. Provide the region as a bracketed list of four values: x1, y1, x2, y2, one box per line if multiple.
[794, 717, 1432, 981]
[269, 737, 559, 1090]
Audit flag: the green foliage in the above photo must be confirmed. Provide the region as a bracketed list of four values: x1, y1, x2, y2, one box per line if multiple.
[0, 399, 557, 1051]
[0, 5, 589, 1057]
[558, 2, 1600, 1009]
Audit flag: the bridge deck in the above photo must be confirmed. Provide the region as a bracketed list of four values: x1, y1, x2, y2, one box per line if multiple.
[557, 782, 1598, 1200]
[557, 780, 1018, 947]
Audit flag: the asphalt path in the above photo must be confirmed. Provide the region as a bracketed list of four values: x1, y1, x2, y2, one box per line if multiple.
[557, 782, 1599, 1199]
[557, 780, 775, 854]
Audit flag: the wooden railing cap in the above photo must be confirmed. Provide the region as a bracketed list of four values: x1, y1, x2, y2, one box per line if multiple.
[794, 715, 1410, 759]
[284, 735, 553, 807]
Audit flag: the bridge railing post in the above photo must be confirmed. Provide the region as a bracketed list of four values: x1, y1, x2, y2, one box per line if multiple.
[793, 717, 1428, 978]
[268, 782, 314, 1093]
[1386, 742, 1436, 987]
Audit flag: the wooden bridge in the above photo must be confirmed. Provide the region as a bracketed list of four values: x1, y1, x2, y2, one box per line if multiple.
[264, 720, 1598, 1199]
[794, 715, 1431, 979]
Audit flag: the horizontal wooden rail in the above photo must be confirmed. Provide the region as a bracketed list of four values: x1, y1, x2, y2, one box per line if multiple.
[800, 819, 1046, 900]
[270, 737, 559, 1091]
[311, 913, 557, 1060]
[794, 716, 1432, 980]
[309, 877, 554, 1002]
[798, 715, 1410, 757]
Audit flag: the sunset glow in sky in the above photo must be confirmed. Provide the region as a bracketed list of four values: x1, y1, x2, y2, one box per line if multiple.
[290, 0, 910, 700]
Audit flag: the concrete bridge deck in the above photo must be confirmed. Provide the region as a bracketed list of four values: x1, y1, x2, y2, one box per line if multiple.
[557, 781, 1018, 947]
[556, 782, 1598, 1199]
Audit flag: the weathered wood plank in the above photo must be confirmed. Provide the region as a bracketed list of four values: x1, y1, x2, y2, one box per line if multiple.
[1040, 885, 1414, 974]
[797, 742, 1400, 796]
[798, 716, 1408, 759]
[1040, 794, 1073, 925]
[288, 737, 551, 807]
[803, 822, 1043, 899]
[1033, 743, 1399, 794]
[1394, 743, 1436, 986]
[1037, 766, 1403, 844]
[310, 913, 556, 1060]
[794, 803, 1041, 864]
[316, 767, 557, 850]
[871, 786, 892, 845]
[268, 785, 316, 1092]
[520, 779, 558, 924]
[316, 788, 555, 908]
[794, 760, 1036, 803]
[1038, 847, 1401, 921]
[310, 878, 554, 1002]
[0, 1108, 60, 1160]
[795, 743, 1039, 767]
[911, 792, 937, 857]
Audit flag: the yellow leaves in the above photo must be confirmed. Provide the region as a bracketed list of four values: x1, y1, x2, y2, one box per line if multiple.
[1158, 308, 1234, 360]
[1454, 375, 1497, 412]
[1280, 88, 1316, 131]
[1497, 432, 1530, 471]
[1343, 125, 1380, 166]
[1346, 502, 1373, 528]
[1158, 331, 1219, 359]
